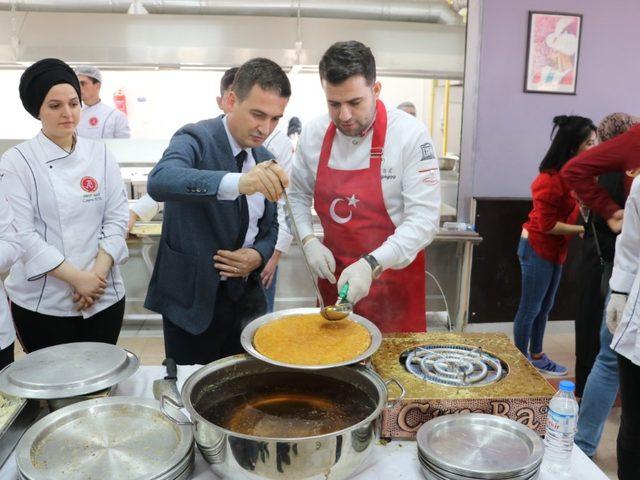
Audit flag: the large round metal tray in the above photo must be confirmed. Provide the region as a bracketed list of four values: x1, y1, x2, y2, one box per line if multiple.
[16, 397, 193, 480]
[241, 307, 382, 369]
[416, 413, 544, 479]
[0, 342, 139, 399]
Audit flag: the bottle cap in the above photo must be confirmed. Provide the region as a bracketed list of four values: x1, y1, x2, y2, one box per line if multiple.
[559, 380, 575, 392]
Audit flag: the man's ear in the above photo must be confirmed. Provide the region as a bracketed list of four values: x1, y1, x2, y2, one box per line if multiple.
[372, 81, 382, 99]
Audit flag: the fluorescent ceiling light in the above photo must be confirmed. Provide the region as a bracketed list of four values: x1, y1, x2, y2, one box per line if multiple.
[127, 1, 149, 15]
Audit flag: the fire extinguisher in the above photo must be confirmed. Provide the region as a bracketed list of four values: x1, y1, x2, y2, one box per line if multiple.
[113, 88, 128, 116]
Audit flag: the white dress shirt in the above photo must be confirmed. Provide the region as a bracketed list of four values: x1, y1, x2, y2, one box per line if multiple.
[0, 195, 22, 349]
[611, 176, 640, 366]
[77, 101, 131, 139]
[0, 132, 130, 317]
[217, 116, 266, 249]
[289, 107, 441, 270]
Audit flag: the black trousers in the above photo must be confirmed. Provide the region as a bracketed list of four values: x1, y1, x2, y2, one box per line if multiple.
[574, 251, 605, 397]
[618, 353, 640, 480]
[0, 342, 13, 370]
[163, 277, 267, 365]
[11, 298, 125, 353]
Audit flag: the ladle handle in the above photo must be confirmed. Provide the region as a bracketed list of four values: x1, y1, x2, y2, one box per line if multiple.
[269, 158, 325, 309]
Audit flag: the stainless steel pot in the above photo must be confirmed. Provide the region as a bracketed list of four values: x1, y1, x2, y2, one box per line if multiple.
[161, 354, 404, 480]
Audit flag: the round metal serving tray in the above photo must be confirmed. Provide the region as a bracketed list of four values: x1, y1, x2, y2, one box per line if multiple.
[241, 307, 382, 369]
[416, 413, 544, 479]
[0, 342, 139, 399]
[16, 397, 193, 480]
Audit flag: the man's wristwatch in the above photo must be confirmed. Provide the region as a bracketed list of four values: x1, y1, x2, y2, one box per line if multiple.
[362, 254, 383, 280]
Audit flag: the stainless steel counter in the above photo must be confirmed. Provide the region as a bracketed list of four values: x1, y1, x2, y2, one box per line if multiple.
[123, 225, 480, 332]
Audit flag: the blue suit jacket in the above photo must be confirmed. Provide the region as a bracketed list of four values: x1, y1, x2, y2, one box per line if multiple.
[144, 116, 278, 334]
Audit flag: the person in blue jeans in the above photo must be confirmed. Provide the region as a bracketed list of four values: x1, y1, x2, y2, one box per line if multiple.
[513, 116, 596, 375]
[575, 291, 619, 457]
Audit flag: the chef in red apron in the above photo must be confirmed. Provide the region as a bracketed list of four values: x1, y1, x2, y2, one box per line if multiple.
[288, 41, 441, 332]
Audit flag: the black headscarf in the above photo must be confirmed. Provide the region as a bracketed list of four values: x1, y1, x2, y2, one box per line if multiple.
[19, 58, 82, 119]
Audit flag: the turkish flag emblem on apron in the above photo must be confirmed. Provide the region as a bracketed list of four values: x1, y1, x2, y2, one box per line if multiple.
[313, 100, 426, 332]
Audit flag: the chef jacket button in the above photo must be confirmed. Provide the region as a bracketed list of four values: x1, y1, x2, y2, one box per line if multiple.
[352, 139, 359, 145]
[49, 165, 53, 169]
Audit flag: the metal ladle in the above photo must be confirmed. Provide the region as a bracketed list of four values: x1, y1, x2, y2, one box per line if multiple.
[273, 162, 352, 321]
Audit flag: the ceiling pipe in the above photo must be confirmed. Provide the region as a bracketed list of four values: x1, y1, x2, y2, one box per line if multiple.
[0, 1, 463, 25]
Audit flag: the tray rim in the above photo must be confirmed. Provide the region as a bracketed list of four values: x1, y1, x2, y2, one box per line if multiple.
[240, 307, 382, 370]
[0, 343, 139, 399]
[16, 396, 193, 480]
[416, 413, 544, 477]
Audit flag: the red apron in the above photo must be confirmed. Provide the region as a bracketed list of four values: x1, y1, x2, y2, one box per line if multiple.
[314, 100, 426, 333]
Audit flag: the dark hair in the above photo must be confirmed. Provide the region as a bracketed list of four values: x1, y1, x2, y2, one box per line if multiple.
[232, 58, 291, 101]
[287, 116, 302, 137]
[220, 67, 239, 96]
[319, 41, 376, 86]
[539, 115, 596, 172]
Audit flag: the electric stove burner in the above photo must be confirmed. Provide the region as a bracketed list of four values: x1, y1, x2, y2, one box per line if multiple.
[405, 345, 506, 387]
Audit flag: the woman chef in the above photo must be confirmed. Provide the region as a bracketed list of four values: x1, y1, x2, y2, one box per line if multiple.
[0, 58, 129, 352]
[288, 41, 440, 332]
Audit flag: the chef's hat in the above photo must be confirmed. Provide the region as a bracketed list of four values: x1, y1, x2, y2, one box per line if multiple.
[75, 65, 103, 83]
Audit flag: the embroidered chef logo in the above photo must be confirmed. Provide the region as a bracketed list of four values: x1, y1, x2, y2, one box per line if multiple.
[419, 167, 440, 186]
[420, 142, 436, 161]
[80, 176, 99, 193]
[89, 117, 99, 126]
[329, 194, 359, 224]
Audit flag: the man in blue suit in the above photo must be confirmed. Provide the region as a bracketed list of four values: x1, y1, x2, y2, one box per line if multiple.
[145, 58, 291, 364]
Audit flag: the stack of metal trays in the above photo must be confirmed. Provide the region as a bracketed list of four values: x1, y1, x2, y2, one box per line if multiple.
[416, 413, 544, 480]
[16, 397, 194, 480]
[0, 342, 139, 407]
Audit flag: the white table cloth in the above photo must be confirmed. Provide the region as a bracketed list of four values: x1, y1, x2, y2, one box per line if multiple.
[0, 366, 611, 480]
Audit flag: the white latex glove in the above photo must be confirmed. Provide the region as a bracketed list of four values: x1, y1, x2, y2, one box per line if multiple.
[338, 258, 373, 305]
[303, 237, 336, 284]
[606, 293, 627, 334]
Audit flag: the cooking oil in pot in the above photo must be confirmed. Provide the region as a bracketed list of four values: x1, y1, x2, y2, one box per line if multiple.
[197, 372, 376, 438]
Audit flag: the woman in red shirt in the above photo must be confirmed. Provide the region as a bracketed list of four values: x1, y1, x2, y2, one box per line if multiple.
[514, 115, 596, 375]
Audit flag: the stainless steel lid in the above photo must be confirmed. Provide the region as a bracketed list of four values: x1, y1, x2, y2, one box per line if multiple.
[16, 397, 194, 480]
[241, 307, 382, 369]
[416, 413, 544, 479]
[0, 342, 139, 399]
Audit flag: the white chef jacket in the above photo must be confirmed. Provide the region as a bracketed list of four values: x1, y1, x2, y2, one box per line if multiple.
[263, 129, 294, 254]
[0, 195, 22, 349]
[289, 107, 441, 270]
[0, 132, 130, 318]
[131, 193, 161, 222]
[610, 175, 640, 366]
[77, 101, 131, 139]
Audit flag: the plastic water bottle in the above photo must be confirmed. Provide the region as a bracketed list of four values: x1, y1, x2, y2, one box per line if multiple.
[542, 380, 579, 476]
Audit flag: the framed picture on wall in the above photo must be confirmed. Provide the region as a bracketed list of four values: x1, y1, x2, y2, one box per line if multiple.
[524, 11, 582, 94]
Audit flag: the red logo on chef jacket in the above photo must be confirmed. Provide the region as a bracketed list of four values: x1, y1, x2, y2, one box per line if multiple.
[80, 176, 99, 193]
[89, 117, 99, 126]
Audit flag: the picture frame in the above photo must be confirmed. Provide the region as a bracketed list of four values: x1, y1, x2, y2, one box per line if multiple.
[524, 11, 582, 94]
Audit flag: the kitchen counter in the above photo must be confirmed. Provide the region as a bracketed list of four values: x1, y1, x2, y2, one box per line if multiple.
[123, 223, 481, 331]
[0, 366, 609, 480]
